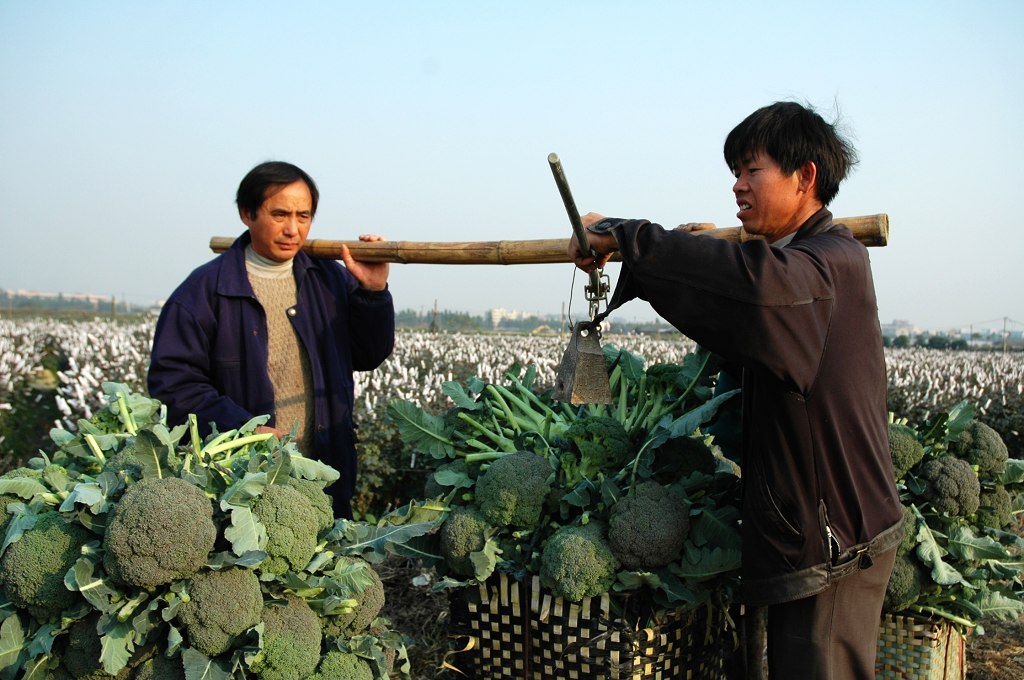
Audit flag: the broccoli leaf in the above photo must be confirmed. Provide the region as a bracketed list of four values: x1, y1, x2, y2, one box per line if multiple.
[970, 589, 1024, 622]
[946, 524, 1012, 562]
[182, 647, 231, 680]
[66, 556, 121, 613]
[328, 519, 440, 564]
[59, 481, 107, 514]
[673, 544, 742, 583]
[134, 429, 172, 479]
[998, 458, 1024, 485]
[224, 506, 268, 556]
[443, 381, 482, 411]
[0, 502, 37, 556]
[0, 615, 26, 678]
[0, 479, 47, 500]
[99, 621, 133, 675]
[913, 519, 964, 586]
[18, 655, 51, 680]
[689, 505, 742, 550]
[387, 399, 455, 459]
[663, 389, 741, 441]
[24, 623, 59, 660]
[468, 536, 501, 581]
[288, 454, 341, 483]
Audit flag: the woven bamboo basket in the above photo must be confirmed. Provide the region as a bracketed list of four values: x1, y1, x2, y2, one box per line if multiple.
[875, 613, 966, 680]
[447, 573, 730, 680]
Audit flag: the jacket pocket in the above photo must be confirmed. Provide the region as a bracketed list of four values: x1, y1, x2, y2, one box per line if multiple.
[752, 457, 802, 538]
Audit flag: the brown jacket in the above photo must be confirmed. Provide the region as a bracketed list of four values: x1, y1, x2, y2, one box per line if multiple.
[601, 208, 902, 606]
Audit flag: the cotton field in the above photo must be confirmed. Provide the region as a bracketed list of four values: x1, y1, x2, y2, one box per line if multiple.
[2, 317, 1022, 461]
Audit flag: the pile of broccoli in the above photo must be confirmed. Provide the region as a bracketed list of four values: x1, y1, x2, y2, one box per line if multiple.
[391, 346, 742, 616]
[0, 383, 412, 679]
[883, 408, 1024, 631]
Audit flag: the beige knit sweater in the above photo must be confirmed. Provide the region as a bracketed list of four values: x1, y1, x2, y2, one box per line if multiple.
[245, 247, 314, 453]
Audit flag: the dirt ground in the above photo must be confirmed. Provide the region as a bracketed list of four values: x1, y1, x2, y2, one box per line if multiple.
[380, 558, 1024, 679]
[966, 616, 1024, 680]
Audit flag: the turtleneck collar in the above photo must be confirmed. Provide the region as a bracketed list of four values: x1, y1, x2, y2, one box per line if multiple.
[245, 245, 294, 279]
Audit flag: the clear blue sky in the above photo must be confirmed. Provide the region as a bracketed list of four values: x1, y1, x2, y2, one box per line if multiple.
[2, 1, 1022, 332]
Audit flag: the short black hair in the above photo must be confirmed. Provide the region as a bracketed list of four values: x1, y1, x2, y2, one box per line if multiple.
[723, 101, 857, 206]
[235, 161, 320, 219]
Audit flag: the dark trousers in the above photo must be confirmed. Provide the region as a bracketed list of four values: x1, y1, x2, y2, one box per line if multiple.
[766, 547, 897, 679]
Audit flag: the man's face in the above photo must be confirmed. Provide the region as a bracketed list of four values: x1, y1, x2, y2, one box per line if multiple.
[240, 180, 313, 262]
[732, 151, 818, 243]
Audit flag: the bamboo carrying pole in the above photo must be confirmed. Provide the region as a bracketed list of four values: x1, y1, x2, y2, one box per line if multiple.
[209, 213, 888, 264]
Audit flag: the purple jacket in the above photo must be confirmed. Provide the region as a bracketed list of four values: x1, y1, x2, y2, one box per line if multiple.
[602, 208, 902, 606]
[147, 232, 395, 517]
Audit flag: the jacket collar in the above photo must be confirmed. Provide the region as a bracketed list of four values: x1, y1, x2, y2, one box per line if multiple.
[790, 207, 835, 244]
[216, 231, 319, 297]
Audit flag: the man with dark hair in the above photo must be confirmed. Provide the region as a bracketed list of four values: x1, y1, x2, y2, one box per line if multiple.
[148, 160, 395, 518]
[569, 101, 901, 678]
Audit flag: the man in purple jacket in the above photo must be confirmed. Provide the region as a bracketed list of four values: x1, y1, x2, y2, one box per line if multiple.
[568, 102, 901, 679]
[148, 161, 395, 518]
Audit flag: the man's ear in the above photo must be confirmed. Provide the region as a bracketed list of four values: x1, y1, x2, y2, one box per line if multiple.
[798, 161, 818, 195]
[239, 207, 255, 228]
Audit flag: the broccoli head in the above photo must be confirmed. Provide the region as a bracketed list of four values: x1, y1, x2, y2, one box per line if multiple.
[608, 481, 690, 570]
[177, 567, 264, 656]
[439, 506, 492, 577]
[0, 509, 93, 620]
[131, 654, 186, 680]
[309, 650, 374, 680]
[100, 449, 144, 482]
[888, 423, 925, 480]
[286, 476, 335, 535]
[955, 420, 1009, 478]
[321, 557, 386, 639]
[883, 552, 929, 613]
[540, 522, 619, 602]
[103, 477, 217, 589]
[562, 416, 633, 481]
[475, 451, 552, 528]
[976, 485, 1015, 530]
[918, 456, 981, 517]
[61, 615, 124, 679]
[250, 595, 323, 680]
[251, 483, 319, 574]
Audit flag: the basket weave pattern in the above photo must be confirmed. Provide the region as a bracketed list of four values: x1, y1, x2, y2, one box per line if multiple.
[448, 574, 727, 680]
[875, 613, 966, 680]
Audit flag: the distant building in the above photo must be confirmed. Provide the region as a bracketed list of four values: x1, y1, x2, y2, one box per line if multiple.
[880, 319, 917, 339]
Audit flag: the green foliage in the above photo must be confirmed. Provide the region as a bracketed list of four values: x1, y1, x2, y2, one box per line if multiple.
[387, 345, 743, 616]
[0, 383, 411, 680]
[885, 402, 1024, 633]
